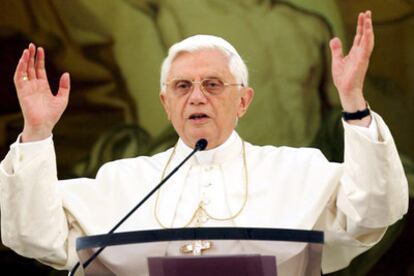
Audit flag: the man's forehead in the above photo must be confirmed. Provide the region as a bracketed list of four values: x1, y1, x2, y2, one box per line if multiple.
[171, 49, 229, 67]
[168, 49, 232, 79]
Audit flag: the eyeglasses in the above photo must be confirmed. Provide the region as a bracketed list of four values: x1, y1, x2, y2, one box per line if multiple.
[164, 78, 244, 96]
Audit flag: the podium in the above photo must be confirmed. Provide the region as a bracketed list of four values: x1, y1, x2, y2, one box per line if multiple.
[76, 227, 323, 276]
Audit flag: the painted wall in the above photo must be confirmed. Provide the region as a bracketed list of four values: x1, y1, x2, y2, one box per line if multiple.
[0, 1, 412, 274]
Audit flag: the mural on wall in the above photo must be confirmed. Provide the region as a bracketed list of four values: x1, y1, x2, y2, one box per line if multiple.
[0, 0, 413, 275]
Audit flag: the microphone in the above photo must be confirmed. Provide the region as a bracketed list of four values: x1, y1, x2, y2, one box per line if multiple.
[69, 139, 208, 275]
[195, 138, 208, 151]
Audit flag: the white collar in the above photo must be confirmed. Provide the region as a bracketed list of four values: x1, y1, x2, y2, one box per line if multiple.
[176, 131, 240, 165]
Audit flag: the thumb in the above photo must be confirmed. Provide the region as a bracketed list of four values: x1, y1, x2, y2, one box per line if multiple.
[56, 72, 70, 99]
[329, 37, 344, 61]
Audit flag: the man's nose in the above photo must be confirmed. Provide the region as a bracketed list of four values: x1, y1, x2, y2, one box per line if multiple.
[189, 83, 207, 104]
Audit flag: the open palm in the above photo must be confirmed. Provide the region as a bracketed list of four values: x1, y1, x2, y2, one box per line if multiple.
[14, 44, 70, 142]
[330, 11, 374, 110]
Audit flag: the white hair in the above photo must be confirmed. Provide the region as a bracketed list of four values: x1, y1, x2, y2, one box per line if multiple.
[160, 34, 248, 92]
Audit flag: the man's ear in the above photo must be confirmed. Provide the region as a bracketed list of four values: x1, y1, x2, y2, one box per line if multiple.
[159, 92, 171, 120]
[237, 87, 254, 118]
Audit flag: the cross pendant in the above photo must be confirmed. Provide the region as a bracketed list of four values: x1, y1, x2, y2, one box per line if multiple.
[180, 240, 213, 256]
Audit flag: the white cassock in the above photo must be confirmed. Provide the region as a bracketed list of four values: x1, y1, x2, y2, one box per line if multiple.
[0, 112, 408, 275]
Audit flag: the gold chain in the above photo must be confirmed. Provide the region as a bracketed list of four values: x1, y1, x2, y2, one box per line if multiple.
[154, 140, 248, 228]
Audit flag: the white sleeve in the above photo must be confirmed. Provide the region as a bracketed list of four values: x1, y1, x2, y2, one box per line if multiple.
[318, 111, 408, 273]
[343, 114, 379, 142]
[0, 135, 79, 270]
[339, 111, 407, 228]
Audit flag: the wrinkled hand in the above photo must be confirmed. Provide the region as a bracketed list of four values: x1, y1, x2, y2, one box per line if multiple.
[330, 10, 374, 125]
[14, 43, 70, 142]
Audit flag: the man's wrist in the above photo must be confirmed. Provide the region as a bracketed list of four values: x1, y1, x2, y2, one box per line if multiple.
[21, 127, 52, 143]
[342, 103, 371, 121]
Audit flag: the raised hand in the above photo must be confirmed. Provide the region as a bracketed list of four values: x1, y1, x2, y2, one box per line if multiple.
[330, 11, 374, 126]
[14, 43, 70, 142]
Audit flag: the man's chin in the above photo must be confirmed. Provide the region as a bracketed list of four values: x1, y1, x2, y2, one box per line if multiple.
[182, 129, 213, 148]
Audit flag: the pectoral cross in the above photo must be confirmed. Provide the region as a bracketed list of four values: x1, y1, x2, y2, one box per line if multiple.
[180, 240, 213, 256]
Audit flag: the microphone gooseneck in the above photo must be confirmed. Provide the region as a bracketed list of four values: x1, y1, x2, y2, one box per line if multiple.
[69, 139, 208, 275]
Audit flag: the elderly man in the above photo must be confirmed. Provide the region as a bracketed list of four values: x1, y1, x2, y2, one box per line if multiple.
[0, 10, 408, 275]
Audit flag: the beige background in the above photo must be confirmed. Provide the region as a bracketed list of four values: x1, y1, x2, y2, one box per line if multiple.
[0, 0, 413, 275]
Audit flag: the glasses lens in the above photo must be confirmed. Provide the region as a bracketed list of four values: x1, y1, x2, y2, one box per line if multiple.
[172, 79, 192, 95]
[202, 79, 224, 94]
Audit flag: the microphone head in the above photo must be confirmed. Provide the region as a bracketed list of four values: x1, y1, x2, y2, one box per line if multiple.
[195, 139, 208, 151]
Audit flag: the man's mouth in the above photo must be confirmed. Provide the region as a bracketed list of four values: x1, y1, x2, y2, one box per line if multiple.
[189, 113, 209, 120]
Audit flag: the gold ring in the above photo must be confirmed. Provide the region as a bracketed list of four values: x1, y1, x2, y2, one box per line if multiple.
[22, 76, 28, 81]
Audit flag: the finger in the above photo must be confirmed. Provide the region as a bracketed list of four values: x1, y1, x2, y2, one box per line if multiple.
[56, 73, 71, 101]
[28, 43, 37, 80]
[14, 49, 29, 90]
[360, 11, 375, 55]
[329, 37, 344, 61]
[35, 47, 49, 81]
[353, 12, 364, 46]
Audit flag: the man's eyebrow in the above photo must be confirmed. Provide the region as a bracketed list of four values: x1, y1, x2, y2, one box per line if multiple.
[169, 75, 224, 81]
[204, 76, 222, 80]
[170, 76, 186, 80]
